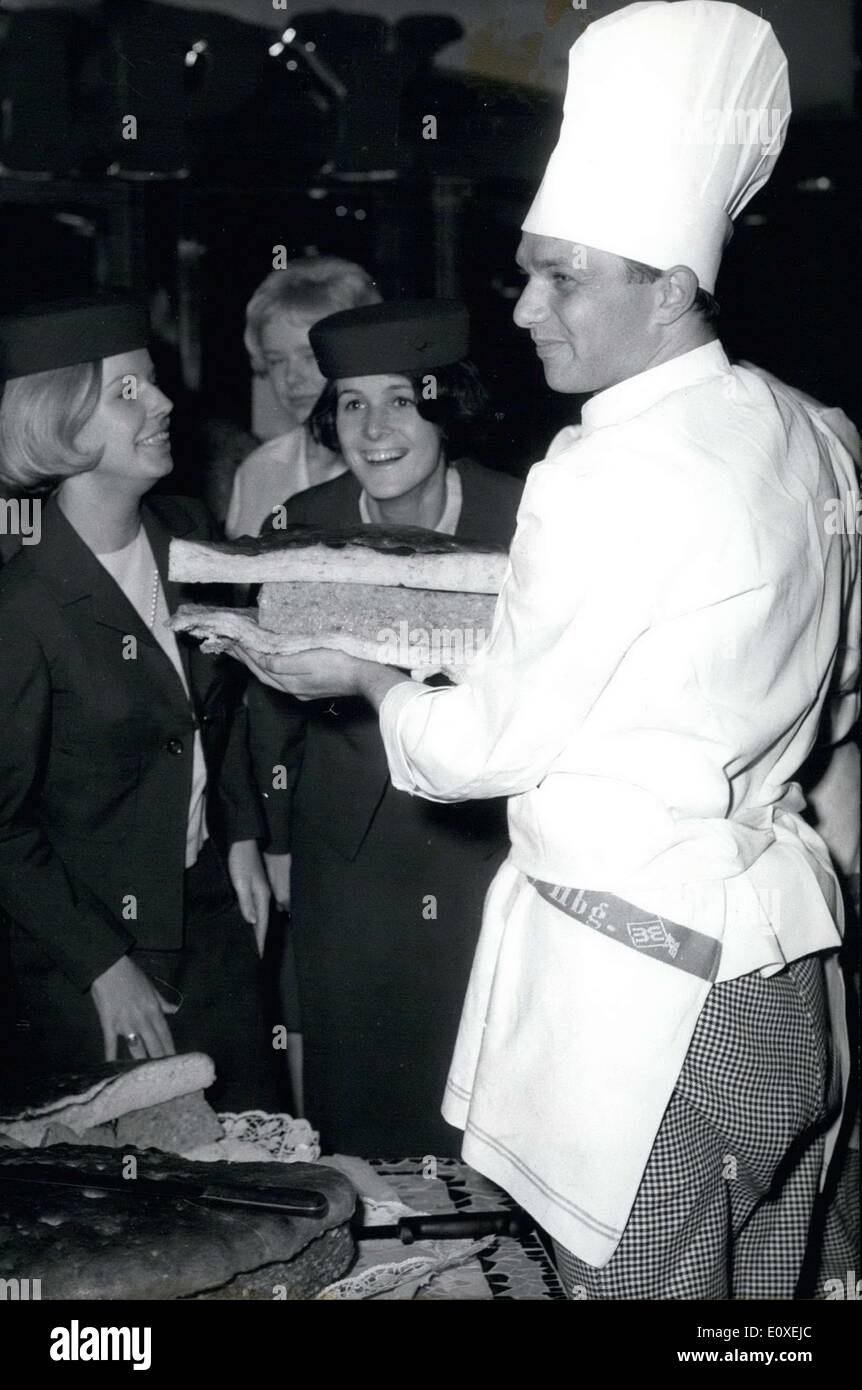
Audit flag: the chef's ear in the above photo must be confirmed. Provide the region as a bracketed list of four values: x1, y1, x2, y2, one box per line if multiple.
[652, 265, 700, 325]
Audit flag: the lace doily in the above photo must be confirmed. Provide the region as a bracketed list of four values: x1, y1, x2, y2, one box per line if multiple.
[215, 1110, 321, 1163]
[358, 1196, 417, 1226]
[315, 1237, 494, 1300]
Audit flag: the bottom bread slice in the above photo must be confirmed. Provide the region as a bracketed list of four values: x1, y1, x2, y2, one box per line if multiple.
[258, 580, 495, 644]
[168, 603, 490, 682]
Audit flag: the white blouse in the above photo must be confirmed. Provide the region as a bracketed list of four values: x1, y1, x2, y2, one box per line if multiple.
[97, 529, 208, 869]
[225, 425, 346, 540]
[358, 463, 463, 534]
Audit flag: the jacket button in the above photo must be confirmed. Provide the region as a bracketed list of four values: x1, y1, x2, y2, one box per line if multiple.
[165, 737, 184, 756]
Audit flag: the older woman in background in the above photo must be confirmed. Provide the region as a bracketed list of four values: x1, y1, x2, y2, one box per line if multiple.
[225, 257, 380, 540]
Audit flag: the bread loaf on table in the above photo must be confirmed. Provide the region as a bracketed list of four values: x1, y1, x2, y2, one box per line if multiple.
[0, 1144, 355, 1300]
[0, 1054, 215, 1148]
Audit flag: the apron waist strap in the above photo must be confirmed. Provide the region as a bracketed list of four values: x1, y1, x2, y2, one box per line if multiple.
[527, 879, 721, 983]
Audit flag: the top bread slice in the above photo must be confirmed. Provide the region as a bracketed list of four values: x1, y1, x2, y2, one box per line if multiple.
[169, 522, 509, 593]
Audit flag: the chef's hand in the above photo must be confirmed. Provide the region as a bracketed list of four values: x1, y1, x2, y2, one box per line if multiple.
[226, 642, 409, 710]
[228, 838, 271, 956]
[90, 956, 178, 1061]
[263, 850, 292, 913]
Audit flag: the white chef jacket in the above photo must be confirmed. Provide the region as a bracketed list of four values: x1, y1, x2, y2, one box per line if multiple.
[378, 340, 860, 1264]
[225, 425, 346, 539]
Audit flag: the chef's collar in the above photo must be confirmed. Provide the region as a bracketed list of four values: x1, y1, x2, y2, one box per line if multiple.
[581, 339, 731, 435]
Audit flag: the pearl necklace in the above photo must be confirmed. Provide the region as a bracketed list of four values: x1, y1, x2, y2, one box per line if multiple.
[149, 568, 160, 628]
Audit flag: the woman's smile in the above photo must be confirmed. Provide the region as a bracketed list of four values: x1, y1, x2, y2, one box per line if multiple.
[136, 423, 171, 451]
[362, 447, 409, 465]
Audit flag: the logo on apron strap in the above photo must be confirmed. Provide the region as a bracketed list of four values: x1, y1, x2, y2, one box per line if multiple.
[626, 918, 681, 960]
[528, 878, 719, 981]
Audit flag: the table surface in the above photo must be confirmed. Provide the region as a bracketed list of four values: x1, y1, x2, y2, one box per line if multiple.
[365, 1156, 567, 1300]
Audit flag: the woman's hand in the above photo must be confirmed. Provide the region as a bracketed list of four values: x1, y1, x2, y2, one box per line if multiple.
[90, 956, 179, 1061]
[228, 838, 271, 956]
[226, 642, 408, 709]
[263, 850, 292, 913]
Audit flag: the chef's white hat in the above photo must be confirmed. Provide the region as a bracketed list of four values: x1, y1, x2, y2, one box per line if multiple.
[522, 1, 790, 293]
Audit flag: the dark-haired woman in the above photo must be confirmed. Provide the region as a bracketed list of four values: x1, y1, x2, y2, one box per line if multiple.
[247, 301, 523, 1155]
[0, 300, 277, 1111]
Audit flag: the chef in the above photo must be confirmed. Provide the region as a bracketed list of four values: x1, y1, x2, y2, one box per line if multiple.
[230, 1, 860, 1298]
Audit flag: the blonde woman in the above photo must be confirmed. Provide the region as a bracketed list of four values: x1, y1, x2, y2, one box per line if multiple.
[0, 298, 276, 1110]
[225, 257, 380, 540]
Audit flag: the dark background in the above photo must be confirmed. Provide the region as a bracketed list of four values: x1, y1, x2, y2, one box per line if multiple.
[1, 0, 859, 489]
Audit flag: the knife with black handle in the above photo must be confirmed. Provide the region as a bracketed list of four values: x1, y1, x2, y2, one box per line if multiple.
[0, 1164, 329, 1218]
[359, 1209, 533, 1243]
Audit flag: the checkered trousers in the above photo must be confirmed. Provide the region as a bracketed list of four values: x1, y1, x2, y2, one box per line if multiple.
[553, 953, 844, 1300]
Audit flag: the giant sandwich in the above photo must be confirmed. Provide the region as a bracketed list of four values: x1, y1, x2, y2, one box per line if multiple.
[168, 521, 509, 681]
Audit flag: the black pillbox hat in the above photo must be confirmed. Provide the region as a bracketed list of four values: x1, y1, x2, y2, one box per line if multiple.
[310, 299, 470, 379]
[0, 296, 150, 384]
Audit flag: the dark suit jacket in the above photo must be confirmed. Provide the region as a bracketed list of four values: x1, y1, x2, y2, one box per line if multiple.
[247, 459, 524, 861]
[0, 495, 264, 991]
